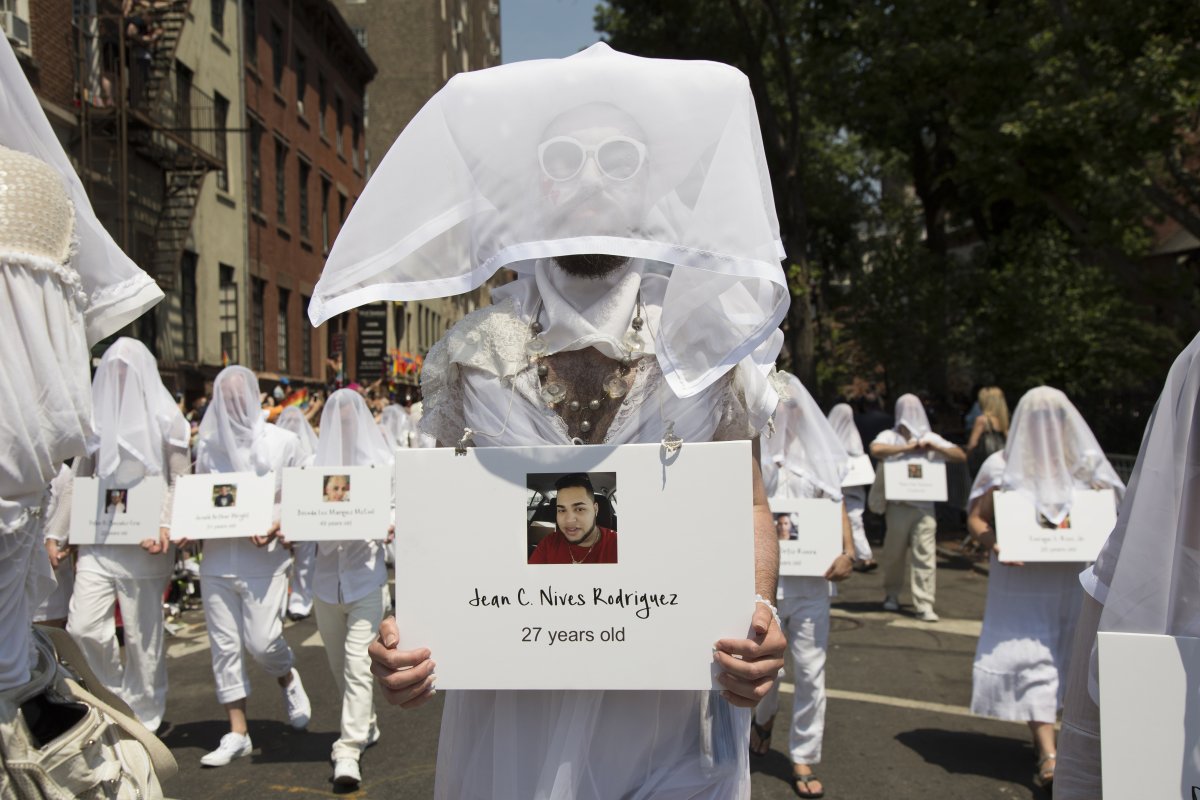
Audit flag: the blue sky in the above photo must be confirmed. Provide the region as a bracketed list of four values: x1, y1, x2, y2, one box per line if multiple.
[501, 0, 606, 63]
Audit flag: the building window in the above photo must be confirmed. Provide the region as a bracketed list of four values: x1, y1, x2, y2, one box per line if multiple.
[219, 264, 239, 365]
[181, 251, 198, 362]
[301, 294, 313, 376]
[211, 0, 225, 35]
[298, 158, 310, 239]
[321, 176, 331, 252]
[270, 22, 284, 90]
[352, 26, 367, 48]
[351, 113, 361, 171]
[317, 73, 327, 137]
[175, 60, 193, 139]
[277, 288, 290, 372]
[274, 138, 288, 225]
[335, 96, 344, 155]
[214, 91, 229, 191]
[338, 192, 347, 230]
[250, 277, 266, 370]
[249, 120, 263, 211]
[294, 49, 306, 115]
[244, 0, 257, 66]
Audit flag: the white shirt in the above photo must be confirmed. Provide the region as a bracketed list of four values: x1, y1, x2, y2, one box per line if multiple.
[313, 540, 388, 605]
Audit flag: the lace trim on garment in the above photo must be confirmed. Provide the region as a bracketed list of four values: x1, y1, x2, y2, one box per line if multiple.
[604, 356, 657, 444]
[87, 270, 157, 313]
[0, 244, 86, 309]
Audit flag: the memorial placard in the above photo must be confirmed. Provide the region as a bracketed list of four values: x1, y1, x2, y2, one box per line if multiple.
[169, 472, 275, 539]
[994, 489, 1117, 562]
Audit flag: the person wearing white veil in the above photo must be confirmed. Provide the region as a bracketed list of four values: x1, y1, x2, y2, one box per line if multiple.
[311, 390, 394, 788]
[378, 404, 415, 450]
[752, 373, 855, 798]
[311, 44, 788, 799]
[275, 406, 318, 621]
[1054, 333, 1200, 798]
[965, 386, 1123, 790]
[828, 402, 875, 571]
[191, 366, 312, 767]
[0, 37, 162, 693]
[869, 394, 966, 621]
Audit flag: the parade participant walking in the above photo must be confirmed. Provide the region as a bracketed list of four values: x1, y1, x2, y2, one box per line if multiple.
[965, 386, 1123, 790]
[753, 373, 855, 798]
[311, 390, 394, 788]
[275, 406, 318, 620]
[869, 394, 966, 621]
[378, 404, 415, 450]
[193, 366, 311, 767]
[828, 402, 875, 571]
[310, 43, 789, 799]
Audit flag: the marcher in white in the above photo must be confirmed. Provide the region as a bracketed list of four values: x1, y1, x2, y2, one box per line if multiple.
[34, 466, 75, 628]
[752, 373, 855, 798]
[1054, 332, 1200, 799]
[965, 386, 1123, 790]
[275, 406, 318, 620]
[311, 390, 393, 788]
[49, 338, 190, 732]
[310, 43, 789, 799]
[378, 404, 415, 450]
[828, 402, 875, 571]
[0, 36, 162, 692]
[869, 394, 966, 621]
[192, 366, 312, 767]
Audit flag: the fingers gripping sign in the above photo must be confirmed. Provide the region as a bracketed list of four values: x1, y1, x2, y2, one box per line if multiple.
[369, 617, 438, 708]
[712, 600, 785, 708]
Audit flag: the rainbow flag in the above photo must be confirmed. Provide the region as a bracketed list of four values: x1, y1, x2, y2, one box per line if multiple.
[282, 388, 308, 408]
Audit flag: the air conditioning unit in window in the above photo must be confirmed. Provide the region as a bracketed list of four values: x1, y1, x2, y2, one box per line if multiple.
[297, 99, 305, 116]
[1, 11, 31, 52]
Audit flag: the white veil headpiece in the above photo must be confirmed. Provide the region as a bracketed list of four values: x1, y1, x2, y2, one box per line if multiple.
[893, 394, 931, 440]
[275, 406, 318, 465]
[316, 390, 395, 467]
[309, 42, 787, 398]
[1001, 386, 1123, 525]
[827, 403, 864, 457]
[378, 405, 414, 450]
[195, 366, 271, 474]
[766, 373, 848, 501]
[88, 337, 188, 478]
[1, 38, 161, 344]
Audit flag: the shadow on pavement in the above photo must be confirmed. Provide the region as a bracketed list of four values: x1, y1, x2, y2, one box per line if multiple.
[895, 728, 1036, 788]
[162, 719, 338, 765]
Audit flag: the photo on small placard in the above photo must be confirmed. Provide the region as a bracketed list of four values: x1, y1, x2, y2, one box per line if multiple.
[104, 488, 129, 515]
[526, 471, 618, 565]
[1037, 512, 1071, 530]
[773, 512, 800, 541]
[907, 463, 924, 479]
[323, 474, 351, 503]
[212, 484, 237, 508]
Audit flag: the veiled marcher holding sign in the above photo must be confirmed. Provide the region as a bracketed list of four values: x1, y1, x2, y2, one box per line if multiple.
[46, 338, 189, 732]
[0, 37, 162, 692]
[1055, 334, 1200, 799]
[311, 389, 394, 788]
[378, 404, 415, 450]
[869, 394, 965, 621]
[193, 366, 312, 767]
[965, 386, 1123, 790]
[828, 402, 874, 571]
[275, 406, 318, 620]
[309, 43, 788, 799]
[753, 373, 854, 797]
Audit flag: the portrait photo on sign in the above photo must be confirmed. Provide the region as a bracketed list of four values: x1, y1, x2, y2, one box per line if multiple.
[907, 463, 924, 479]
[212, 484, 237, 508]
[104, 489, 128, 515]
[1038, 512, 1071, 530]
[774, 512, 800, 541]
[526, 472, 618, 565]
[323, 474, 351, 503]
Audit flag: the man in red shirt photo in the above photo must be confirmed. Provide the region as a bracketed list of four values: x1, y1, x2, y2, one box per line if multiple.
[528, 473, 618, 565]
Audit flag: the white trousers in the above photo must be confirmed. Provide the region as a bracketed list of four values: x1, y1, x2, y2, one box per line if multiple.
[288, 542, 316, 616]
[754, 585, 830, 765]
[67, 570, 169, 730]
[202, 574, 294, 704]
[882, 503, 938, 613]
[844, 486, 871, 561]
[314, 585, 387, 761]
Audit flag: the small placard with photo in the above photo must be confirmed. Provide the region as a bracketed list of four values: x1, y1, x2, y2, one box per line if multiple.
[841, 454, 875, 487]
[993, 488, 1117, 562]
[771, 497, 843, 577]
[68, 476, 165, 545]
[280, 465, 392, 541]
[169, 472, 276, 539]
[883, 458, 949, 502]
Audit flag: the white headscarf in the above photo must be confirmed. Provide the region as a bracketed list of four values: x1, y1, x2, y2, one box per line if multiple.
[316, 390, 395, 467]
[378, 404, 414, 450]
[275, 406, 318, 465]
[764, 373, 848, 501]
[1093, 334, 1200, 638]
[893, 394, 931, 439]
[1, 38, 161, 344]
[88, 337, 188, 479]
[309, 42, 787, 399]
[997, 386, 1123, 526]
[195, 366, 272, 474]
[827, 402, 864, 457]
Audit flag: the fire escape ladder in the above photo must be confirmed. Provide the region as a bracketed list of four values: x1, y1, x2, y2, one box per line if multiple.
[150, 166, 206, 290]
[144, 1, 192, 107]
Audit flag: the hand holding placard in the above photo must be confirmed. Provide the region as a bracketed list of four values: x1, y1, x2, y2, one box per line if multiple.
[369, 617, 436, 709]
[713, 603, 786, 708]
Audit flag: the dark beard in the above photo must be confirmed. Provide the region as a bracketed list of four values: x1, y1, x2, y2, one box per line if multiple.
[553, 253, 628, 279]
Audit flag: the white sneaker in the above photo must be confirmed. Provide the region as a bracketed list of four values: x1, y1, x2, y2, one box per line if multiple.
[332, 757, 361, 788]
[200, 732, 252, 767]
[916, 608, 940, 622]
[282, 668, 311, 730]
[882, 595, 900, 612]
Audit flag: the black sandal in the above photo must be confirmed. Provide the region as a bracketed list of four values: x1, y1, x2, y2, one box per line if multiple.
[749, 718, 773, 757]
[793, 771, 825, 798]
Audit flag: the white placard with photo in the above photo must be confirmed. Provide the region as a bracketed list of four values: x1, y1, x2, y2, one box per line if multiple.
[771, 497, 843, 577]
[392, 441, 754, 690]
[169, 472, 275, 540]
[68, 476, 165, 545]
[1099, 631, 1200, 800]
[280, 465, 392, 541]
[883, 458, 948, 502]
[842, 454, 875, 487]
[993, 489, 1117, 562]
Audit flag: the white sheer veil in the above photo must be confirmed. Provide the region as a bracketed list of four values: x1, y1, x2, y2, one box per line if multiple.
[275, 406, 319, 465]
[378, 404, 414, 450]
[195, 366, 271, 474]
[765, 373, 848, 500]
[88, 337, 188, 478]
[893, 394, 931, 439]
[315, 390, 395, 467]
[827, 402, 864, 457]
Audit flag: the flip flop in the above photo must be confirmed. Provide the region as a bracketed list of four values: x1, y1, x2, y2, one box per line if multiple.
[793, 771, 825, 798]
[749, 718, 772, 757]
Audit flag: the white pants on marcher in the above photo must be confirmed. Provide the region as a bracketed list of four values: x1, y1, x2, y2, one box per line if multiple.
[202, 574, 294, 704]
[882, 503, 938, 613]
[288, 542, 316, 617]
[844, 486, 871, 561]
[314, 585, 387, 761]
[67, 570, 169, 729]
[755, 581, 830, 765]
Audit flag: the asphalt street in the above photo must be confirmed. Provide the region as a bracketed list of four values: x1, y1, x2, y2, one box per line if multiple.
[154, 554, 1051, 799]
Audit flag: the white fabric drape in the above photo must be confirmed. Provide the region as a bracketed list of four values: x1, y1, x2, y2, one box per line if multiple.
[762, 373, 848, 502]
[827, 403, 864, 457]
[195, 366, 272, 475]
[378, 405, 415, 450]
[893, 394, 931, 440]
[315, 390, 395, 469]
[275, 406, 318, 466]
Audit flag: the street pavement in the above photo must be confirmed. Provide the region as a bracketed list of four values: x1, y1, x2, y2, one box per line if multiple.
[155, 554, 1052, 799]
